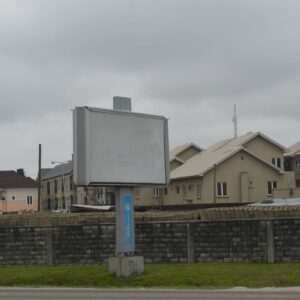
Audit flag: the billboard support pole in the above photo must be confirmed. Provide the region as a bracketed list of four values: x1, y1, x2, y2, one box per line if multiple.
[115, 187, 135, 256]
[108, 97, 144, 276]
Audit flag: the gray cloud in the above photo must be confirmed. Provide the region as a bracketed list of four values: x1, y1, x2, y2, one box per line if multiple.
[0, 0, 300, 176]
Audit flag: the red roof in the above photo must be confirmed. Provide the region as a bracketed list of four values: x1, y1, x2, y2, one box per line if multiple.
[0, 171, 38, 189]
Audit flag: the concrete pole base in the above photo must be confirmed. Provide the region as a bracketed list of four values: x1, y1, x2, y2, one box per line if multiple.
[108, 256, 144, 277]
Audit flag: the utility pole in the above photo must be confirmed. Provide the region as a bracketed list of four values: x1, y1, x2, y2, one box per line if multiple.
[38, 144, 42, 212]
[232, 104, 238, 138]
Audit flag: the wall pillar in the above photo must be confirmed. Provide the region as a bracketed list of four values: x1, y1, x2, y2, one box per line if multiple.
[186, 223, 195, 263]
[46, 227, 54, 265]
[266, 221, 275, 263]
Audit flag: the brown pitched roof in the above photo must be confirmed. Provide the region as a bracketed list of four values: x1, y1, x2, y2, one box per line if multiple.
[0, 171, 38, 189]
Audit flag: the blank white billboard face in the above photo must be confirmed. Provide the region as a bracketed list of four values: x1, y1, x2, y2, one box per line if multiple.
[73, 107, 169, 186]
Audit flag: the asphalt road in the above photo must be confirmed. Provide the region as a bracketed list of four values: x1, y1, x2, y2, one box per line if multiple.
[0, 288, 299, 300]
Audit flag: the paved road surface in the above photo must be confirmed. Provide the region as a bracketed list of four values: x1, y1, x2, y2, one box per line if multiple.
[0, 288, 299, 300]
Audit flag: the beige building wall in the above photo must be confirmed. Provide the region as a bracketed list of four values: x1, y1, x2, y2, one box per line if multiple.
[244, 136, 285, 169]
[162, 177, 203, 205]
[283, 171, 296, 188]
[273, 188, 300, 199]
[200, 150, 285, 204]
[288, 154, 300, 183]
[136, 150, 286, 206]
[0, 188, 38, 212]
[134, 187, 157, 206]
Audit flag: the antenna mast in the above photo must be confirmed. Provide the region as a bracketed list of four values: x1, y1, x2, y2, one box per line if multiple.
[232, 104, 238, 138]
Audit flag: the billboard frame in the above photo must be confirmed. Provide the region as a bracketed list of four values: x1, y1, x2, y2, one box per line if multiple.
[73, 106, 170, 187]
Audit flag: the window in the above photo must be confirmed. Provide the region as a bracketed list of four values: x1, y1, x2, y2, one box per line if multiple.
[216, 182, 228, 197]
[183, 186, 187, 200]
[55, 198, 58, 210]
[12, 196, 15, 200]
[69, 176, 73, 190]
[176, 186, 180, 194]
[272, 157, 281, 168]
[47, 182, 51, 194]
[65, 177, 69, 190]
[1, 196, 5, 200]
[62, 196, 66, 209]
[187, 185, 194, 199]
[296, 160, 300, 170]
[277, 158, 281, 168]
[267, 181, 277, 195]
[27, 196, 33, 205]
[153, 188, 160, 197]
[54, 180, 58, 193]
[197, 184, 201, 198]
[135, 188, 140, 199]
[164, 188, 168, 195]
[61, 178, 64, 192]
[47, 199, 51, 210]
[296, 180, 300, 188]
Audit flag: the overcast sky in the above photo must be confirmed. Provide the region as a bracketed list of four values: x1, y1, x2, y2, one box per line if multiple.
[1, 0, 300, 178]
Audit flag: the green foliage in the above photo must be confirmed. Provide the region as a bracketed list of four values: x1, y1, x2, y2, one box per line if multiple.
[0, 263, 300, 288]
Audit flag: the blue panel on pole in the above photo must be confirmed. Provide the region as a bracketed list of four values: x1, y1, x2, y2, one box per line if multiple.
[123, 195, 133, 247]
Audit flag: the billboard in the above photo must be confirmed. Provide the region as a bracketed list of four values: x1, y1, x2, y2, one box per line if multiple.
[73, 106, 169, 186]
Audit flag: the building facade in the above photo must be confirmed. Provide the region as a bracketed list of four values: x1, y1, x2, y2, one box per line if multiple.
[41, 162, 115, 211]
[0, 170, 38, 212]
[135, 132, 294, 206]
[284, 141, 300, 187]
[41, 162, 74, 210]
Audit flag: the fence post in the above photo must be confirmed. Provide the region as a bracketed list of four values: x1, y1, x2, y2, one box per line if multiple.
[186, 223, 195, 263]
[266, 221, 275, 263]
[46, 227, 54, 265]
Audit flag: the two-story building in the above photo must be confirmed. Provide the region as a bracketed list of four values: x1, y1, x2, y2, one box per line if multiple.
[0, 170, 38, 212]
[41, 162, 115, 211]
[284, 141, 300, 187]
[135, 132, 294, 207]
[41, 162, 74, 210]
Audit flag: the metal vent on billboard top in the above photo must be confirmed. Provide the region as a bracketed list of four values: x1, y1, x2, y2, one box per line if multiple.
[113, 96, 132, 112]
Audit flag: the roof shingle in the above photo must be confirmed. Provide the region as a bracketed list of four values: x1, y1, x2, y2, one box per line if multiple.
[0, 171, 38, 189]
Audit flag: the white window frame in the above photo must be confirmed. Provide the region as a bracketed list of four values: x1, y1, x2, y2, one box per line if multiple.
[135, 187, 140, 199]
[26, 196, 33, 205]
[153, 188, 160, 198]
[197, 184, 201, 199]
[295, 159, 300, 170]
[216, 182, 228, 197]
[272, 157, 281, 168]
[267, 181, 277, 195]
[276, 158, 281, 168]
[183, 186, 187, 200]
[187, 184, 194, 199]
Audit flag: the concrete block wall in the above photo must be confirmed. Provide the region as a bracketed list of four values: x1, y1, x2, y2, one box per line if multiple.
[0, 218, 299, 265]
[273, 219, 300, 262]
[52, 225, 115, 265]
[135, 223, 188, 263]
[0, 227, 48, 265]
[193, 221, 268, 263]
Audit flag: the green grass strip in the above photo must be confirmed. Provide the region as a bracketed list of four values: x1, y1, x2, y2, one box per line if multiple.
[0, 263, 300, 289]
